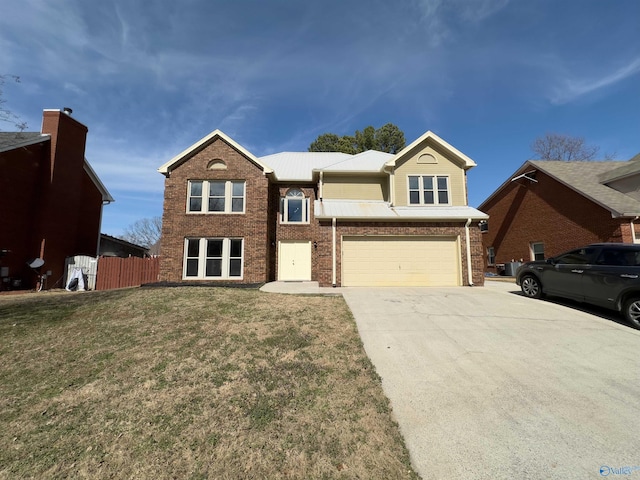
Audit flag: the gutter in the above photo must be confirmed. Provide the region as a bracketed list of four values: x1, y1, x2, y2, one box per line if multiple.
[465, 218, 474, 286]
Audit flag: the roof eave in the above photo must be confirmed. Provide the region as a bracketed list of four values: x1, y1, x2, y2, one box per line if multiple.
[84, 159, 115, 203]
[158, 129, 273, 176]
[384, 130, 477, 169]
[0, 133, 50, 153]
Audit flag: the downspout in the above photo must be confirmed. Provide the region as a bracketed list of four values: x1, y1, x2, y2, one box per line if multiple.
[332, 217, 337, 287]
[319, 171, 323, 201]
[465, 218, 474, 286]
[632, 216, 639, 244]
[96, 200, 111, 257]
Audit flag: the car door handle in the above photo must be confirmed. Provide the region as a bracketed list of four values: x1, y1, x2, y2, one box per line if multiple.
[571, 269, 584, 274]
[620, 274, 638, 279]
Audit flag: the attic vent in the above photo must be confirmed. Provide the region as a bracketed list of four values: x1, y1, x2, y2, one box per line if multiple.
[207, 159, 227, 170]
[63, 107, 73, 116]
[417, 153, 437, 164]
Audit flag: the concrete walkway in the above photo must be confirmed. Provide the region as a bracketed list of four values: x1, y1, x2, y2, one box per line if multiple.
[260, 280, 640, 479]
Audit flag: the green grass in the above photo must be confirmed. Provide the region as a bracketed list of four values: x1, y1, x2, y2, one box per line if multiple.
[0, 287, 419, 479]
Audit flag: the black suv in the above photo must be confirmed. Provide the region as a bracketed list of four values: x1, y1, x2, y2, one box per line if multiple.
[515, 243, 640, 329]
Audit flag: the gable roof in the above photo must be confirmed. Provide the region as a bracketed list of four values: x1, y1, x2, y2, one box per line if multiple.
[158, 129, 273, 176]
[480, 160, 640, 217]
[0, 132, 49, 153]
[1, 131, 114, 203]
[598, 153, 640, 184]
[384, 130, 476, 170]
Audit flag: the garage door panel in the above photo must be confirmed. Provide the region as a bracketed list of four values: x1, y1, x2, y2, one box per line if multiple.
[342, 236, 459, 287]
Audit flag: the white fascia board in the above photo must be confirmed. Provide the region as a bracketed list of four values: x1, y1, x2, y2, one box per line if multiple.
[385, 130, 477, 169]
[84, 158, 115, 203]
[477, 161, 533, 211]
[157, 129, 273, 175]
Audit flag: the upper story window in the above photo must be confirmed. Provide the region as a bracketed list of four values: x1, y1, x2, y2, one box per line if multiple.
[408, 175, 449, 205]
[280, 189, 309, 223]
[188, 180, 245, 214]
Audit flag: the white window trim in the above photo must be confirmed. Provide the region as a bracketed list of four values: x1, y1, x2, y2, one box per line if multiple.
[407, 174, 451, 206]
[530, 242, 545, 261]
[187, 180, 245, 214]
[183, 238, 244, 280]
[280, 189, 310, 224]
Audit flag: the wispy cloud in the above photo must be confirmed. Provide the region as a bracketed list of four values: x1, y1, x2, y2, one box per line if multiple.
[550, 57, 640, 105]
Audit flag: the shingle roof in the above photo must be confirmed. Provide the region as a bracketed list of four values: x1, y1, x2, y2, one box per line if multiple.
[528, 160, 640, 217]
[0, 132, 49, 153]
[597, 154, 640, 183]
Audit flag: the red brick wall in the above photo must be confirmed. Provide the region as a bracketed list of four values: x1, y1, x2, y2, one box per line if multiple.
[76, 170, 104, 256]
[481, 170, 629, 273]
[159, 138, 270, 283]
[0, 111, 102, 290]
[35, 111, 91, 288]
[271, 184, 321, 281]
[0, 142, 44, 288]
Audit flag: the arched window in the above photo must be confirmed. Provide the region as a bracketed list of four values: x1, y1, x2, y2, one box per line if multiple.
[280, 189, 309, 223]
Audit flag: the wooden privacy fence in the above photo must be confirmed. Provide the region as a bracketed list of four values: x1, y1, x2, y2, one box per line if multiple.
[95, 256, 160, 290]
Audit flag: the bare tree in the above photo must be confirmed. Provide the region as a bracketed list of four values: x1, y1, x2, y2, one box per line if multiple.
[120, 216, 162, 249]
[531, 133, 615, 161]
[0, 74, 27, 131]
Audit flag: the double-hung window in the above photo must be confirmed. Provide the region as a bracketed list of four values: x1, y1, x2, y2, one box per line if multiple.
[530, 242, 545, 261]
[408, 175, 449, 205]
[188, 180, 245, 213]
[184, 238, 243, 279]
[280, 189, 309, 223]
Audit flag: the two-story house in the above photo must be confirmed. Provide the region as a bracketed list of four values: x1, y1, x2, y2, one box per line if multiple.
[158, 129, 488, 287]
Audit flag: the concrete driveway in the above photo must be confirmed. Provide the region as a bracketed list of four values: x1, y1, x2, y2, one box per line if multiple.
[341, 281, 640, 480]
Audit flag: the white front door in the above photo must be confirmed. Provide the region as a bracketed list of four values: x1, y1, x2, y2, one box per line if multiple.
[278, 241, 312, 281]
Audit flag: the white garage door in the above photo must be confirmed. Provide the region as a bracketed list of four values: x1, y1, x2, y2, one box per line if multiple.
[342, 236, 460, 287]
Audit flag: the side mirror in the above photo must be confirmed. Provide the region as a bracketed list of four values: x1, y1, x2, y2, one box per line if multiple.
[546, 258, 556, 265]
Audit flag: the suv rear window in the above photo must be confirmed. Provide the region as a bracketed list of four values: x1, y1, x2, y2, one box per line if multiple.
[595, 248, 640, 267]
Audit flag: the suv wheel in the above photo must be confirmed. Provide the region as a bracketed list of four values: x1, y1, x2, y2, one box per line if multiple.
[520, 275, 542, 299]
[623, 297, 640, 329]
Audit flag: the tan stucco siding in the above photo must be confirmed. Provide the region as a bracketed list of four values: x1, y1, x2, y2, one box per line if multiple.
[322, 175, 388, 201]
[393, 145, 467, 206]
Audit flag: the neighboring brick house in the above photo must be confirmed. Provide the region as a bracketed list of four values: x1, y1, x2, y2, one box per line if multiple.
[479, 157, 640, 274]
[99, 234, 149, 258]
[158, 129, 488, 287]
[0, 109, 113, 290]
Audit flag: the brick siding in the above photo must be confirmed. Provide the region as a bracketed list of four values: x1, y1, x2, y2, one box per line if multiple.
[481, 170, 633, 273]
[159, 138, 270, 283]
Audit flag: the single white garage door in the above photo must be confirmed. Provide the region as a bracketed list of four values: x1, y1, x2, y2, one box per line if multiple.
[342, 236, 460, 287]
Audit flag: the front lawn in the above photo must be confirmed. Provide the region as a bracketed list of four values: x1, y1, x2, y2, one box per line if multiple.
[0, 287, 419, 479]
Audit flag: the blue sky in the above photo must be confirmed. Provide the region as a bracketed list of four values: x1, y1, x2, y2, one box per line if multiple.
[1, 0, 639, 237]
